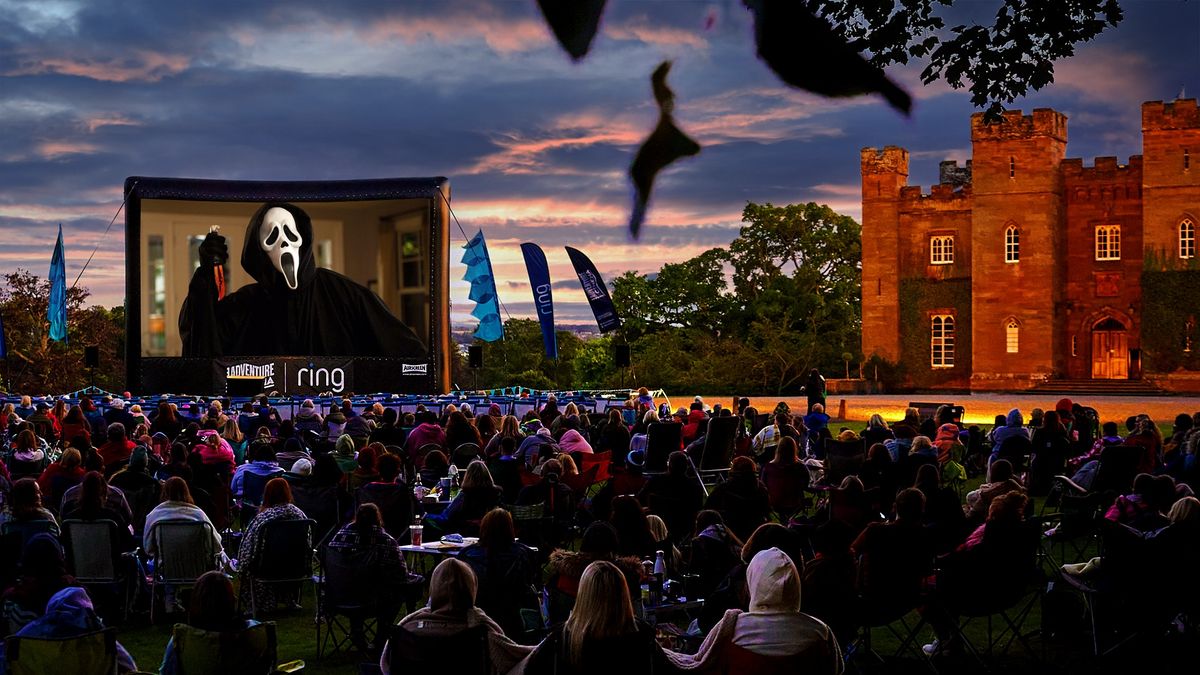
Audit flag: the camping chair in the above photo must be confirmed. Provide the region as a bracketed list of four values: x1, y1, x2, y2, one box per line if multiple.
[315, 545, 418, 659]
[0, 519, 57, 548]
[242, 518, 316, 618]
[169, 621, 280, 675]
[147, 519, 221, 623]
[1041, 445, 1141, 567]
[386, 624, 489, 675]
[291, 484, 344, 548]
[645, 423, 682, 474]
[416, 443, 443, 466]
[239, 470, 285, 528]
[355, 484, 414, 541]
[822, 438, 866, 487]
[698, 416, 739, 482]
[4, 627, 119, 675]
[61, 519, 133, 621]
[579, 451, 611, 482]
[509, 501, 555, 551]
[452, 443, 482, 470]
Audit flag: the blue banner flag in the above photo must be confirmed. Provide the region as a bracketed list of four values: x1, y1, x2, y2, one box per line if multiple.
[460, 230, 504, 342]
[565, 246, 621, 333]
[520, 243, 557, 360]
[48, 224, 67, 342]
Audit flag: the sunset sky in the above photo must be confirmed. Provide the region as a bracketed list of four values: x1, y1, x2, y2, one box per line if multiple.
[1, 0, 1198, 325]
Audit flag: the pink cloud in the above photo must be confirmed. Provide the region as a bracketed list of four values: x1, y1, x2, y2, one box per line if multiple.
[357, 14, 553, 54]
[9, 50, 190, 82]
[81, 114, 143, 133]
[35, 141, 102, 159]
[603, 21, 708, 49]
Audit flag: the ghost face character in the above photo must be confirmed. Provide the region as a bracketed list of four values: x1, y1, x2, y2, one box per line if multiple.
[259, 206, 304, 290]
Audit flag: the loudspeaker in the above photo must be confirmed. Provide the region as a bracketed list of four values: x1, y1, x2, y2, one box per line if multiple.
[614, 344, 631, 367]
[84, 345, 100, 369]
[468, 345, 483, 369]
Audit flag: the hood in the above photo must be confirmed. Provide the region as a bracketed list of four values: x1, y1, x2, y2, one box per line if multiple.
[935, 423, 959, 442]
[335, 434, 356, 457]
[1006, 409, 1024, 427]
[240, 202, 317, 290]
[747, 547, 801, 613]
[17, 587, 103, 639]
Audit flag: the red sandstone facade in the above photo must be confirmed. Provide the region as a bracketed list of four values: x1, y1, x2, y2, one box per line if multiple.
[861, 100, 1200, 391]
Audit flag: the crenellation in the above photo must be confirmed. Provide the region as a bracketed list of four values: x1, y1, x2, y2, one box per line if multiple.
[1143, 99, 1200, 131]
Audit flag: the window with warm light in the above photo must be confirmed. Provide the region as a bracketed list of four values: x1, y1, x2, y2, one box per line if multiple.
[1095, 225, 1121, 261]
[1180, 218, 1195, 259]
[1005, 226, 1020, 263]
[1006, 320, 1019, 353]
[931, 314, 955, 368]
[930, 235, 954, 265]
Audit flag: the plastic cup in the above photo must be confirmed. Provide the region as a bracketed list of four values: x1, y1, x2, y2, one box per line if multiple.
[410, 525, 423, 547]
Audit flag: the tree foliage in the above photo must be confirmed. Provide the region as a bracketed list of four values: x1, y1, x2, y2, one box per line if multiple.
[0, 270, 125, 393]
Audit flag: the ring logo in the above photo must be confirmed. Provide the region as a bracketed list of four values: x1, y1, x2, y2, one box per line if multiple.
[402, 363, 428, 375]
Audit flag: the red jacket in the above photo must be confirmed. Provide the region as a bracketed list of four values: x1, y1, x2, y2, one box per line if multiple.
[98, 439, 135, 467]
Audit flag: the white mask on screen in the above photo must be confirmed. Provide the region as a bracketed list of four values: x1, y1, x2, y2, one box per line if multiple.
[259, 207, 303, 290]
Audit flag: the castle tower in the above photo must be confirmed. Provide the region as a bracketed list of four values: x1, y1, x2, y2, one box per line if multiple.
[969, 109, 1068, 386]
[860, 146, 909, 362]
[1142, 99, 1200, 262]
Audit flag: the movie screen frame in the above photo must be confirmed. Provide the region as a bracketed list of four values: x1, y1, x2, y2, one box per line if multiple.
[124, 176, 451, 395]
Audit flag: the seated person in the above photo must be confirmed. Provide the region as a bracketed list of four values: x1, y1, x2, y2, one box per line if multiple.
[0, 478, 59, 537]
[1104, 473, 1173, 532]
[516, 560, 681, 675]
[1, 534, 76, 635]
[236, 478, 309, 611]
[546, 522, 644, 623]
[460, 509, 540, 642]
[761, 438, 811, 518]
[143, 478, 226, 567]
[684, 548, 842, 674]
[850, 488, 933, 618]
[963, 459, 1024, 522]
[638, 451, 705, 542]
[0, 587, 136, 673]
[356, 453, 412, 541]
[231, 441, 283, 504]
[382, 558, 532, 674]
[61, 471, 136, 551]
[515, 459, 575, 525]
[687, 510, 744, 599]
[426, 461, 502, 536]
[159, 571, 259, 675]
[704, 456, 771, 542]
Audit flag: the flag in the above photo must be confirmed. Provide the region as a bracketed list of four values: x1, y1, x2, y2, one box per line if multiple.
[460, 230, 504, 342]
[48, 224, 67, 342]
[520, 243, 557, 360]
[565, 246, 621, 333]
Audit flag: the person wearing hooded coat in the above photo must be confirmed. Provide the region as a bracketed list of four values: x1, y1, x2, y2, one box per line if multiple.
[180, 201, 426, 357]
[0, 587, 137, 675]
[380, 558, 531, 675]
[680, 548, 842, 674]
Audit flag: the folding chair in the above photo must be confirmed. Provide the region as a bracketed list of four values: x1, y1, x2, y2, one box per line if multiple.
[169, 621, 279, 675]
[61, 519, 133, 621]
[316, 545, 414, 659]
[147, 519, 221, 623]
[698, 416, 739, 484]
[4, 627, 118, 675]
[242, 518, 316, 618]
[239, 470, 284, 528]
[644, 422, 682, 474]
[386, 623, 489, 675]
[452, 443, 482, 470]
[822, 439, 866, 487]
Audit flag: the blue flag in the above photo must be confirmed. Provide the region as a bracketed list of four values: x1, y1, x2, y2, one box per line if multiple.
[48, 224, 67, 342]
[520, 243, 557, 360]
[565, 246, 621, 333]
[460, 230, 504, 342]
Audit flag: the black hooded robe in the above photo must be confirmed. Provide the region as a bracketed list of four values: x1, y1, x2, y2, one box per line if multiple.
[179, 202, 427, 358]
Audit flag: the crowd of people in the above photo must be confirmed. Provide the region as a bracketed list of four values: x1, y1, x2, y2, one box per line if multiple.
[0, 387, 1197, 673]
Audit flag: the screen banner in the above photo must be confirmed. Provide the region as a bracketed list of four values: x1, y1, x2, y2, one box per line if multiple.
[520, 242, 558, 360]
[565, 246, 621, 333]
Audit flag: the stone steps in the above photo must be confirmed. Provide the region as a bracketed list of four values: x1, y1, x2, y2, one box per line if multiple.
[1026, 379, 1170, 396]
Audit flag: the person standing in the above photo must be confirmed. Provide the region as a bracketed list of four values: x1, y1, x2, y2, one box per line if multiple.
[804, 369, 826, 415]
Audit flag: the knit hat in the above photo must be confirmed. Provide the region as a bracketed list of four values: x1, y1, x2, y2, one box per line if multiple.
[292, 458, 314, 475]
[110, 399, 125, 409]
[335, 434, 356, 457]
[489, 403, 503, 416]
[130, 446, 149, 469]
[302, 399, 314, 409]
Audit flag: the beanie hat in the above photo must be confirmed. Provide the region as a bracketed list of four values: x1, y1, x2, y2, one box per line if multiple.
[292, 458, 313, 475]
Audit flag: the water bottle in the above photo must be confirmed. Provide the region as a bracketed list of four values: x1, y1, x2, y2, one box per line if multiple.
[653, 550, 666, 582]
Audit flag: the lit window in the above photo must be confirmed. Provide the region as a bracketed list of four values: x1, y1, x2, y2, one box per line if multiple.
[1095, 225, 1121, 261]
[1009, 156, 1016, 178]
[1180, 218, 1196, 259]
[1071, 335, 1078, 357]
[1005, 226, 1020, 263]
[931, 314, 955, 368]
[1006, 320, 1019, 353]
[930, 235, 954, 265]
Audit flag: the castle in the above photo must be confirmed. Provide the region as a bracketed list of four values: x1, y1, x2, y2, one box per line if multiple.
[861, 99, 1200, 392]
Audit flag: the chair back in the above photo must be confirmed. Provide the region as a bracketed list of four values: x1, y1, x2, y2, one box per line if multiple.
[579, 451, 611, 481]
[61, 519, 120, 583]
[241, 470, 282, 508]
[290, 484, 342, 546]
[1094, 445, 1142, 495]
[0, 519, 56, 548]
[254, 518, 315, 582]
[452, 443, 482, 470]
[355, 484, 414, 541]
[151, 519, 220, 584]
[823, 439, 866, 485]
[700, 416, 740, 471]
[417, 443, 444, 463]
[320, 545, 379, 612]
[7, 459, 43, 481]
[995, 435, 1033, 474]
[645, 423, 682, 472]
[4, 628, 118, 675]
[388, 624, 489, 675]
[171, 622, 277, 675]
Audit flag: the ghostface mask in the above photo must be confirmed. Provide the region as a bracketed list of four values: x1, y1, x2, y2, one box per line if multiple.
[259, 206, 303, 290]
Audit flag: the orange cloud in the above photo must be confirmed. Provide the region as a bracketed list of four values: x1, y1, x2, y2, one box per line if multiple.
[10, 50, 190, 82]
[81, 114, 142, 133]
[603, 21, 708, 49]
[36, 141, 101, 159]
[358, 14, 553, 54]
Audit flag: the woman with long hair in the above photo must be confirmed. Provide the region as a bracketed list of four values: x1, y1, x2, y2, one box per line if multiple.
[151, 401, 182, 440]
[596, 408, 632, 457]
[237, 478, 309, 611]
[158, 571, 259, 674]
[484, 415, 524, 456]
[143, 478, 225, 564]
[0, 478, 59, 535]
[460, 508, 540, 641]
[609, 494, 657, 559]
[761, 437, 811, 520]
[519, 560, 677, 675]
[426, 460, 502, 536]
[220, 417, 247, 464]
[50, 399, 68, 434]
[60, 405, 92, 445]
[445, 411, 484, 455]
[36, 447, 85, 510]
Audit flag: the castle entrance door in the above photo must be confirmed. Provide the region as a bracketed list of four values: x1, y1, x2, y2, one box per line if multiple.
[1091, 317, 1128, 380]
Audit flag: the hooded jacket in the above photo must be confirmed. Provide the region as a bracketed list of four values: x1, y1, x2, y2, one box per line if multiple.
[180, 202, 426, 357]
[680, 548, 843, 672]
[992, 409, 1032, 447]
[0, 587, 136, 675]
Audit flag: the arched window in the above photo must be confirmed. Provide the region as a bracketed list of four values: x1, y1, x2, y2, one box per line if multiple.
[1180, 218, 1196, 259]
[931, 314, 955, 368]
[1006, 319, 1020, 353]
[1095, 224, 1121, 261]
[930, 235, 954, 265]
[1005, 225, 1020, 263]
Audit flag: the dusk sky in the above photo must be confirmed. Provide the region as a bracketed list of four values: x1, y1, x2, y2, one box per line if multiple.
[1, 0, 1198, 325]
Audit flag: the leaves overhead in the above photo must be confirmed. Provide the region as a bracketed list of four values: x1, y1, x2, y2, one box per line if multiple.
[536, 0, 607, 61]
[628, 62, 701, 239]
[743, 0, 912, 114]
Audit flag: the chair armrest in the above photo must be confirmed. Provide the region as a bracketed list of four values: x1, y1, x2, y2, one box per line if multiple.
[1053, 475, 1087, 496]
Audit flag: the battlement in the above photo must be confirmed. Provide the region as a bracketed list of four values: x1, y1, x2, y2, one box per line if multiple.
[899, 183, 972, 202]
[971, 108, 1067, 143]
[860, 146, 909, 175]
[1142, 99, 1200, 131]
[1061, 155, 1143, 179]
